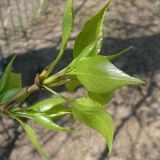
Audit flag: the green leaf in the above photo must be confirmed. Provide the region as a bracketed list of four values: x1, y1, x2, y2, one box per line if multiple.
[61, 0, 73, 50]
[0, 56, 22, 96]
[0, 88, 22, 104]
[12, 109, 70, 132]
[0, 56, 15, 93]
[88, 91, 114, 105]
[44, 105, 71, 119]
[29, 114, 70, 132]
[69, 38, 102, 68]
[46, 0, 73, 76]
[65, 79, 81, 92]
[74, 37, 102, 61]
[106, 46, 133, 60]
[67, 56, 144, 93]
[72, 98, 114, 153]
[7, 72, 22, 89]
[28, 97, 66, 112]
[73, 0, 111, 58]
[17, 119, 49, 160]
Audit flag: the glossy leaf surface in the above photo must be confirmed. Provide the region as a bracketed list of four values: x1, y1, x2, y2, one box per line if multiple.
[47, 0, 73, 75]
[61, 0, 73, 50]
[68, 56, 144, 93]
[12, 109, 70, 132]
[73, 0, 111, 57]
[44, 105, 71, 118]
[106, 46, 133, 60]
[88, 91, 114, 105]
[0, 57, 15, 93]
[18, 119, 49, 160]
[29, 98, 66, 112]
[0, 57, 22, 102]
[72, 98, 114, 153]
[0, 88, 22, 104]
[74, 38, 102, 61]
[6, 72, 22, 89]
[65, 79, 81, 92]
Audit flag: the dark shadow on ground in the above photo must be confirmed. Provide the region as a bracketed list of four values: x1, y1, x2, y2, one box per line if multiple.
[102, 33, 160, 75]
[0, 33, 160, 160]
[11, 33, 160, 86]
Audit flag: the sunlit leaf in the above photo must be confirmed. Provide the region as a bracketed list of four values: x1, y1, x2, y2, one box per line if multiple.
[67, 56, 144, 93]
[0, 56, 15, 93]
[74, 37, 102, 60]
[44, 105, 71, 118]
[73, 0, 111, 57]
[28, 97, 66, 112]
[88, 91, 114, 105]
[72, 98, 114, 153]
[17, 119, 49, 160]
[106, 46, 133, 60]
[12, 109, 70, 132]
[0, 56, 22, 101]
[61, 0, 73, 50]
[28, 114, 70, 132]
[65, 79, 81, 92]
[0, 88, 22, 104]
[7, 72, 22, 89]
[47, 0, 73, 76]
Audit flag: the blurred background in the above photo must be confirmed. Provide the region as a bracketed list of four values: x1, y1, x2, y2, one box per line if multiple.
[0, 0, 160, 160]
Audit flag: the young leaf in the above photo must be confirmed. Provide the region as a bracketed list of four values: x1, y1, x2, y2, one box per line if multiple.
[0, 56, 15, 93]
[0, 56, 22, 97]
[88, 91, 114, 105]
[12, 109, 70, 132]
[65, 79, 81, 92]
[106, 46, 133, 60]
[44, 105, 71, 119]
[6, 72, 22, 89]
[73, 0, 111, 58]
[28, 114, 70, 132]
[0, 88, 22, 104]
[74, 37, 102, 61]
[72, 98, 114, 153]
[28, 97, 66, 112]
[17, 119, 49, 160]
[67, 56, 144, 93]
[46, 0, 73, 76]
[61, 0, 73, 50]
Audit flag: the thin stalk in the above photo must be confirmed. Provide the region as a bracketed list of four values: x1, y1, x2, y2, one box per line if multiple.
[37, 0, 49, 17]
[30, 0, 38, 25]
[0, 6, 9, 46]
[46, 79, 70, 87]
[7, 0, 16, 36]
[12, 84, 39, 101]
[43, 85, 60, 97]
[43, 67, 67, 85]
[45, 48, 64, 78]
[15, 0, 25, 34]
[0, 84, 40, 112]
[23, 0, 29, 26]
[43, 85, 71, 102]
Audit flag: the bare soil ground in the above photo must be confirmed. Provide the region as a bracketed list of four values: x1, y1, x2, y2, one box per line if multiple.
[0, 0, 160, 160]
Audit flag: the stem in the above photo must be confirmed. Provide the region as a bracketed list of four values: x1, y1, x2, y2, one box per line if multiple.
[47, 79, 70, 87]
[43, 85, 71, 102]
[45, 48, 64, 78]
[43, 85, 60, 96]
[12, 84, 39, 101]
[15, 0, 25, 34]
[43, 67, 66, 85]
[0, 6, 9, 46]
[0, 84, 39, 112]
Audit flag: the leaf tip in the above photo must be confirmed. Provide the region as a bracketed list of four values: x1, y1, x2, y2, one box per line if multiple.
[134, 78, 145, 85]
